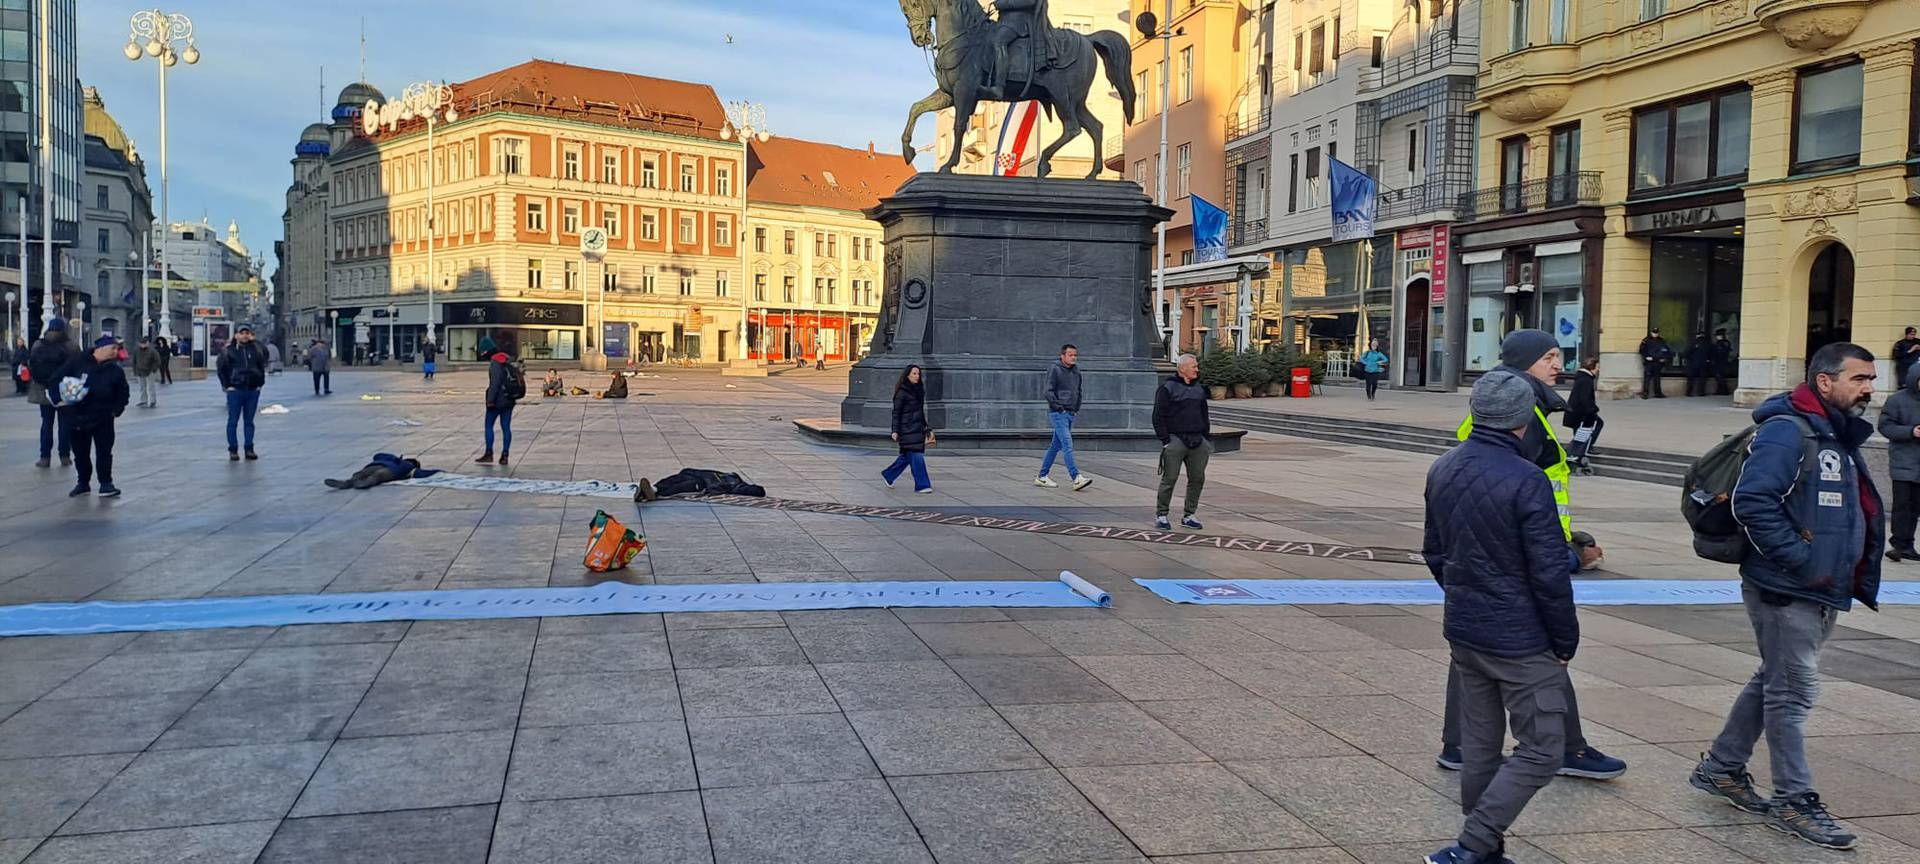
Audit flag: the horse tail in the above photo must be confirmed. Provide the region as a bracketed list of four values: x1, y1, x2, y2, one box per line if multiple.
[1090, 30, 1135, 125]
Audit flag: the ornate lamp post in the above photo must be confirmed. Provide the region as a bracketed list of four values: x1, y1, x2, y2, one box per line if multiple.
[720, 100, 768, 367]
[125, 9, 199, 342]
[362, 81, 457, 346]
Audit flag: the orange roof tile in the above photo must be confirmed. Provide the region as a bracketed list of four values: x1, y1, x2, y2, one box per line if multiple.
[746, 136, 916, 213]
[367, 59, 728, 142]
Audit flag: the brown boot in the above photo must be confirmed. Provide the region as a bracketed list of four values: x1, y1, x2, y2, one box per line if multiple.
[498, 451, 509, 466]
[474, 451, 494, 464]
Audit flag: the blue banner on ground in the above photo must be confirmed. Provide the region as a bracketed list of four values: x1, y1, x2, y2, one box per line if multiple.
[1190, 195, 1228, 263]
[0, 576, 1111, 637]
[397, 474, 641, 499]
[1137, 578, 1920, 606]
[1328, 157, 1377, 243]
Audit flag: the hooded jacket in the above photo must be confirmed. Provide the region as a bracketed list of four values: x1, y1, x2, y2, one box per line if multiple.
[1734, 385, 1883, 611]
[484, 352, 517, 409]
[1879, 363, 1920, 482]
[26, 324, 77, 404]
[52, 350, 129, 430]
[892, 380, 929, 452]
[1045, 360, 1082, 414]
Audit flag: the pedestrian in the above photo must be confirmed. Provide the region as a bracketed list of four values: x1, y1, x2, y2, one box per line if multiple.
[1441, 329, 1623, 781]
[1358, 339, 1389, 400]
[27, 317, 78, 468]
[1881, 361, 1920, 563]
[421, 338, 438, 380]
[1421, 372, 1582, 864]
[217, 325, 270, 461]
[155, 337, 174, 385]
[52, 336, 130, 497]
[1564, 355, 1603, 475]
[1893, 326, 1920, 386]
[129, 335, 162, 408]
[814, 332, 826, 370]
[266, 340, 283, 375]
[882, 364, 935, 493]
[477, 337, 520, 466]
[1151, 353, 1211, 529]
[307, 338, 332, 395]
[1638, 327, 1672, 398]
[1685, 332, 1713, 397]
[1713, 328, 1736, 395]
[10, 338, 26, 394]
[1691, 342, 1881, 851]
[1036, 343, 1092, 490]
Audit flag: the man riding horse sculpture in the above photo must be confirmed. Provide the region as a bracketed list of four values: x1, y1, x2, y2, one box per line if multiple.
[899, 0, 1133, 179]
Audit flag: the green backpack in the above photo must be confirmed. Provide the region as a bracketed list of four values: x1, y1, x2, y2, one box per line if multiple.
[1681, 415, 1814, 563]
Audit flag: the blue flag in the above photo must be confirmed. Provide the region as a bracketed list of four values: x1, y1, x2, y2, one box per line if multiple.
[1328, 158, 1377, 243]
[1190, 195, 1227, 263]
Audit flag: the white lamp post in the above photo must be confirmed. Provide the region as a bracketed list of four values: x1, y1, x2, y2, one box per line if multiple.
[362, 81, 456, 347]
[74, 300, 86, 342]
[386, 302, 397, 364]
[720, 100, 768, 368]
[126, 9, 198, 342]
[4, 290, 14, 348]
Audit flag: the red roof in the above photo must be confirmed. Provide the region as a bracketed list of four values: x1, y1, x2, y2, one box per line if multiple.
[746, 136, 916, 212]
[366, 59, 727, 143]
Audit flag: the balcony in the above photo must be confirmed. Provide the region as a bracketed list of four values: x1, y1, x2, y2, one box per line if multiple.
[1228, 218, 1268, 249]
[1457, 172, 1602, 223]
[1104, 132, 1124, 170]
[1225, 107, 1270, 143]
[1359, 29, 1480, 94]
[1374, 178, 1475, 223]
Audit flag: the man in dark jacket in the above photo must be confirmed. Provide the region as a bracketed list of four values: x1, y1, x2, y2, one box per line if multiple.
[324, 453, 439, 490]
[1881, 362, 1920, 561]
[1152, 353, 1210, 530]
[27, 317, 78, 467]
[1421, 373, 1580, 864]
[130, 336, 163, 408]
[1638, 327, 1672, 398]
[420, 339, 438, 381]
[1893, 327, 1920, 386]
[640, 468, 767, 501]
[1037, 344, 1091, 490]
[478, 338, 518, 465]
[217, 325, 270, 460]
[307, 338, 332, 395]
[1692, 342, 1881, 851]
[1685, 332, 1713, 397]
[52, 336, 130, 497]
[1712, 328, 1736, 395]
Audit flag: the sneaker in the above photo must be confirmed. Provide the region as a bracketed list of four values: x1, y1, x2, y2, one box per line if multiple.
[1689, 757, 1769, 814]
[1071, 475, 1093, 491]
[475, 452, 495, 464]
[1181, 516, 1203, 530]
[1560, 746, 1627, 780]
[67, 484, 89, 497]
[1436, 744, 1463, 771]
[637, 479, 657, 503]
[1768, 792, 1858, 850]
[98, 484, 121, 498]
[1034, 476, 1059, 488]
[1155, 515, 1171, 530]
[228, 449, 240, 462]
[883, 472, 897, 489]
[33, 457, 48, 468]
[244, 449, 258, 461]
[915, 487, 934, 494]
[1422, 843, 1507, 864]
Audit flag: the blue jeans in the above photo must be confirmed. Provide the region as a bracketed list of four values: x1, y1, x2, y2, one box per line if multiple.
[1704, 584, 1837, 799]
[38, 402, 69, 460]
[225, 388, 261, 450]
[882, 450, 931, 491]
[485, 406, 513, 453]
[1039, 410, 1079, 479]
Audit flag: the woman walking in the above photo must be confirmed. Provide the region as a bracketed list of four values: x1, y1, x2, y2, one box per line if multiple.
[154, 337, 174, 385]
[882, 364, 935, 493]
[1358, 339, 1389, 400]
[1564, 355, 1603, 475]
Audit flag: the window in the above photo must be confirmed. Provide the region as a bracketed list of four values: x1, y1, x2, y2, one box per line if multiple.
[602, 152, 619, 184]
[1176, 144, 1191, 198]
[1632, 87, 1752, 192]
[1718, 90, 1751, 177]
[1794, 61, 1864, 172]
[815, 232, 826, 257]
[716, 216, 733, 247]
[716, 271, 729, 297]
[1287, 153, 1299, 213]
[754, 272, 768, 301]
[679, 272, 695, 296]
[96, 228, 109, 253]
[527, 259, 544, 290]
[1407, 127, 1422, 177]
[679, 161, 697, 192]
[641, 211, 658, 241]
[603, 205, 621, 238]
[679, 214, 697, 245]
[784, 230, 796, 254]
[824, 278, 837, 305]
[563, 148, 581, 180]
[603, 265, 618, 292]
[783, 275, 796, 302]
[1179, 47, 1194, 103]
[1309, 25, 1325, 75]
[1370, 36, 1384, 68]
[641, 155, 658, 188]
[827, 234, 838, 257]
[1133, 159, 1148, 188]
[754, 226, 767, 252]
[1135, 70, 1149, 119]
[814, 277, 825, 303]
[1632, 110, 1669, 191]
[1509, 0, 1528, 52]
[94, 185, 107, 209]
[1672, 101, 1712, 184]
[643, 265, 657, 293]
[1304, 147, 1321, 208]
[525, 200, 546, 232]
[564, 261, 579, 292]
[1640, 0, 1665, 21]
[1500, 136, 1528, 211]
[562, 202, 581, 234]
[716, 165, 733, 197]
[464, 200, 475, 233]
[1549, 0, 1569, 43]
[1548, 123, 1580, 205]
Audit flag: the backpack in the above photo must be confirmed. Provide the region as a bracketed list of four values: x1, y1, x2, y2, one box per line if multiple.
[504, 360, 527, 401]
[1682, 415, 1815, 563]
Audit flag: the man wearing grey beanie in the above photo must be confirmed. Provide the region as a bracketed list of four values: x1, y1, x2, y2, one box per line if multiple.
[1422, 372, 1583, 864]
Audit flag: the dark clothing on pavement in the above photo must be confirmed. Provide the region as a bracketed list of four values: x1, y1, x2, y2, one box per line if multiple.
[604, 374, 627, 399]
[1152, 375, 1211, 450]
[651, 468, 766, 498]
[1734, 385, 1883, 612]
[1044, 360, 1082, 414]
[325, 453, 436, 489]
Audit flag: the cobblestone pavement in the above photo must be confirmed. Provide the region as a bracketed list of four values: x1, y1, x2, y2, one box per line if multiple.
[1, 367, 1917, 863]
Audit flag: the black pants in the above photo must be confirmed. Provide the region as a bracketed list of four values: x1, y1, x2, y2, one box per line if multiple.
[325, 465, 398, 490]
[1891, 479, 1920, 552]
[1686, 370, 1710, 397]
[71, 421, 114, 487]
[312, 370, 330, 394]
[1362, 371, 1381, 399]
[1641, 362, 1665, 397]
[1716, 369, 1731, 396]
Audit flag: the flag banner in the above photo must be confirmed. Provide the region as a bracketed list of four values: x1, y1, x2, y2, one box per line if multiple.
[1328, 158, 1378, 243]
[1191, 195, 1228, 263]
[993, 101, 1042, 176]
[1136, 578, 1920, 606]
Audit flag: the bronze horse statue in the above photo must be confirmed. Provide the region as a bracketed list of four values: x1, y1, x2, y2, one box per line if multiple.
[898, 0, 1134, 179]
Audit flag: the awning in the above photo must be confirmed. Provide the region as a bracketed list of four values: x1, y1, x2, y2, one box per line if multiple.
[1157, 255, 1272, 289]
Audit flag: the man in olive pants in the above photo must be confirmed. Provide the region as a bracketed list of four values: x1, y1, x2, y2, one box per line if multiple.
[1152, 354, 1210, 531]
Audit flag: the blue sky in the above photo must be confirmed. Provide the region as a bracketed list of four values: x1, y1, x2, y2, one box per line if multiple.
[76, 1, 937, 277]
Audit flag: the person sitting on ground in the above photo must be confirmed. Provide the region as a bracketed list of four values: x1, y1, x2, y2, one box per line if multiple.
[600, 372, 628, 399]
[637, 468, 767, 501]
[541, 368, 564, 398]
[323, 452, 440, 490]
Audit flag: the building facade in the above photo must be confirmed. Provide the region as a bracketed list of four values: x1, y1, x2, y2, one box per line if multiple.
[153, 218, 259, 361]
[282, 115, 339, 351]
[1, 0, 80, 342]
[1464, 0, 1919, 402]
[78, 87, 152, 340]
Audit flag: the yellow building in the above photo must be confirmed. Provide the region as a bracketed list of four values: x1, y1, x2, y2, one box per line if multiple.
[1460, 0, 1918, 402]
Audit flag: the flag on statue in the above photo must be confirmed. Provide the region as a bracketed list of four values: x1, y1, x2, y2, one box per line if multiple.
[1328, 158, 1377, 243]
[1190, 195, 1228, 263]
[992, 102, 1042, 177]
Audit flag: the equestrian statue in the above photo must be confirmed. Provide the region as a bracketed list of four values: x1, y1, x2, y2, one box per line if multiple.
[898, 0, 1134, 179]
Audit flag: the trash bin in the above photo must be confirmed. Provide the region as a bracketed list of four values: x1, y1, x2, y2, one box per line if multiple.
[1290, 367, 1311, 398]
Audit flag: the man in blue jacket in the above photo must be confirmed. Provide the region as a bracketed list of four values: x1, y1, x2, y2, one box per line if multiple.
[1691, 342, 1882, 851]
[1421, 373, 1580, 864]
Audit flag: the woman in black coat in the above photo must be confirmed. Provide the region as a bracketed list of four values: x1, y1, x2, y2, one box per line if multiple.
[881, 364, 935, 493]
[1562, 355, 1602, 474]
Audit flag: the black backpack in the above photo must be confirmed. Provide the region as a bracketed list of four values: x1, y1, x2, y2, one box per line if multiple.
[1682, 415, 1814, 563]
[504, 361, 527, 401]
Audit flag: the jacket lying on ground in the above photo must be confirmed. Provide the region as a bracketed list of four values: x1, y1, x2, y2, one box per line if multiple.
[217, 341, 271, 390]
[1152, 375, 1210, 449]
[1878, 364, 1920, 483]
[1734, 385, 1883, 611]
[1422, 425, 1580, 659]
[369, 453, 438, 480]
[1045, 361, 1082, 414]
[655, 468, 766, 497]
[52, 353, 129, 430]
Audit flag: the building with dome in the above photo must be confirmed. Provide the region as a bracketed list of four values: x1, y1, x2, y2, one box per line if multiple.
[79, 86, 156, 340]
[282, 83, 381, 352]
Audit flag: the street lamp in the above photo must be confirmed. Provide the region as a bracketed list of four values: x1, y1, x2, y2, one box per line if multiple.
[362, 81, 457, 347]
[386, 302, 397, 364]
[74, 300, 86, 342]
[720, 100, 768, 367]
[3, 290, 14, 349]
[126, 9, 198, 342]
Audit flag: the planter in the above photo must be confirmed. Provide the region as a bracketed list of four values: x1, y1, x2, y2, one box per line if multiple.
[1207, 386, 1228, 400]
[1264, 382, 1286, 397]
[1230, 383, 1254, 399]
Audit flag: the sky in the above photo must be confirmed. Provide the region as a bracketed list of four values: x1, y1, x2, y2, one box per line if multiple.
[76, 1, 938, 278]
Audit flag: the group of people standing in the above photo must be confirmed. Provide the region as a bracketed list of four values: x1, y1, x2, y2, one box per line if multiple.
[1637, 327, 1736, 398]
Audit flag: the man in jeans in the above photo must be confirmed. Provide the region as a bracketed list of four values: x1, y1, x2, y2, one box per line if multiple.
[1421, 373, 1581, 864]
[1036, 343, 1092, 490]
[217, 325, 271, 460]
[1691, 342, 1882, 851]
[1152, 353, 1209, 530]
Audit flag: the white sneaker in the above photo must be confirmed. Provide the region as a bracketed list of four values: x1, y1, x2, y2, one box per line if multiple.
[915, 487, 934, 494]
[1071, 475, 1093, 491]
[882, 473, 896, 489]
[1034, 476, 1059, 488]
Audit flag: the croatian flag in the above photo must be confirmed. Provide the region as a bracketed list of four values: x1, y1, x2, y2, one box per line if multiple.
[992, 102, 1042, 176]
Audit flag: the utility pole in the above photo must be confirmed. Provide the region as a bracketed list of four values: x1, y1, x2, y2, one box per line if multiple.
[1136, 1, 1176, 355]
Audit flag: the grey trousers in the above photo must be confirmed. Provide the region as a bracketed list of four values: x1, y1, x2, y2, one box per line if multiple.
[135, 373, 158, 406]
[1703, 584, 1837, 799]
[1443, 663, 1588, 755]
[1452, 645, 1568, 855]
[1156, 438, 1210, 517]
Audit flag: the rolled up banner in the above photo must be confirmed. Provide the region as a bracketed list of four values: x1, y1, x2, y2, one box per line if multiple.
[1058, 570, 1112, 607]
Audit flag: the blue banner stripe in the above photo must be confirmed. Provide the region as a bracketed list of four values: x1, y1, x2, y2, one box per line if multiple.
[1136, 579, 1920, 606]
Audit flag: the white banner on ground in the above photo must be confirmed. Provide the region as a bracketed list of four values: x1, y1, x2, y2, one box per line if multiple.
[1137, 579, 1920, 606]
[396, 473, 640, 499]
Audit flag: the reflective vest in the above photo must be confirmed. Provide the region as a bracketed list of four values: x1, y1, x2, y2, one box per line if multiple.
[1457, 407, 1574, 540]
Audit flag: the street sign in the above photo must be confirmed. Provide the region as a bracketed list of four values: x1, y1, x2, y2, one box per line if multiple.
[191, 306, 224, 319]
[579, 226, 609, 262]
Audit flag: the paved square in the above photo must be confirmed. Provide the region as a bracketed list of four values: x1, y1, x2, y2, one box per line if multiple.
[1, 367, 1917, 861]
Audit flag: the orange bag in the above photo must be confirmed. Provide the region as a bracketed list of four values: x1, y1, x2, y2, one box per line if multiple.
[583, 509, 647, 572]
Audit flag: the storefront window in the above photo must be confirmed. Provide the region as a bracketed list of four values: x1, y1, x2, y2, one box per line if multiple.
[447, 327, 579, 362]
[1537, 252, 1583, 371]
[1465, 261, 1505, 372]
[1650, 240, 1743, 367]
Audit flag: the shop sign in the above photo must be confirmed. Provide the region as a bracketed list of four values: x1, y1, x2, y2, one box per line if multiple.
[1428, 225, 1450, 306]
[191, 306, 224, 319]
[445, 300, 583, 327]
[1397, 227, 1432, 250]
[1625, 201, 1744, 235]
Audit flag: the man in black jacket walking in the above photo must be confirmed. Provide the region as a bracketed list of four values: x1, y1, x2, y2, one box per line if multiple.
[1152, 353, 1210, 530]
[217, 325, 271, 460]
[52, 336, 130, 497]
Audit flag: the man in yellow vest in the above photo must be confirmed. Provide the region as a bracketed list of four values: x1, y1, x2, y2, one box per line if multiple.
[1439, 329, 1626, 781]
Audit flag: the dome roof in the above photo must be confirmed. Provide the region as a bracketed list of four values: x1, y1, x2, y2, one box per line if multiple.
[335, 82, 383, 108]
[300, 123, 330, 143]
[295, 122, 331, 157]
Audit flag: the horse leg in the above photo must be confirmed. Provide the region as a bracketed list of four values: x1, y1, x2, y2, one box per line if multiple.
[1036, 99, 1081, 179]
[901, 90, 952, 165]
[937, 92, 972, 174]
[1078, 97, 1105, 180]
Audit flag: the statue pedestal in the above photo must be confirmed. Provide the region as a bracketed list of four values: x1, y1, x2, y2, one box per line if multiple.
[796, 174, 1241, 454]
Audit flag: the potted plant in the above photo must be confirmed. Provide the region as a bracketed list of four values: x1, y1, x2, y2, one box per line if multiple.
[1259, 346, 1293, 396]
[1197, 349, 1234, 400]
[1237, 349, 1273, 398]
